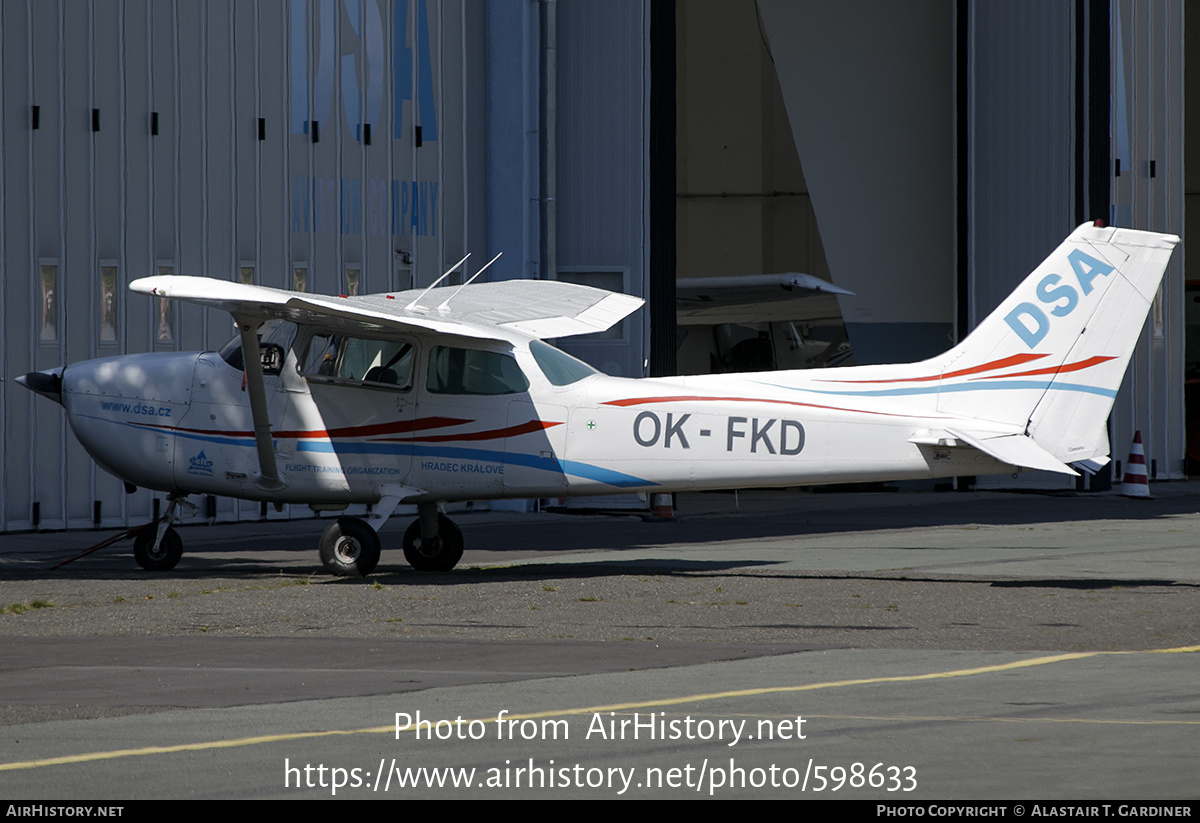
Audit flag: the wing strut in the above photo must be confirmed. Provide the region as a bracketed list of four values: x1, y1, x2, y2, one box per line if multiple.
[237, 316, 286, 491]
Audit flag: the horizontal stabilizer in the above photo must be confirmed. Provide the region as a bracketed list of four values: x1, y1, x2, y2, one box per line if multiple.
[1071, 457, 1110, 476]
[945, 427, 1078, 476]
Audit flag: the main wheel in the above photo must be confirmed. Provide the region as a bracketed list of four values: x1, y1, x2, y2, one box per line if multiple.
[134, 526, 183, 572]
[403, 514, 464, 572]
[319, 517, 381, 577]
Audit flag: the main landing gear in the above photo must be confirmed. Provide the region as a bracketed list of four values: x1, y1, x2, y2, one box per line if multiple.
[402, 508, 464, 572]
[318, 517, 382, 576]
[317, 501, 463, 576]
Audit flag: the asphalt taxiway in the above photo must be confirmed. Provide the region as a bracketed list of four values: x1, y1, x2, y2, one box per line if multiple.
[0, 487, 1197, 798]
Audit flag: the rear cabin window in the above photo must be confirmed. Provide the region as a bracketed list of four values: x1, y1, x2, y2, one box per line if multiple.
[427, 346, 530, 395]
[529, 339, 599, 386]
[301, 333, 414, 389]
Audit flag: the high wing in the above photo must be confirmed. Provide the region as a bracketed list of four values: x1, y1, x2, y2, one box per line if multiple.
[129, 275, 644, 342]
[129, 272, 642, 497]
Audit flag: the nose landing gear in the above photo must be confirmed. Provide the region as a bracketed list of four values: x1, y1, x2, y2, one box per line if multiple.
[133, 526, 183, 571]
[133, 495, 193, 572]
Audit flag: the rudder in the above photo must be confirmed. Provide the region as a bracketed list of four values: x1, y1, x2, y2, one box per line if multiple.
[933, 223, 1178, 465]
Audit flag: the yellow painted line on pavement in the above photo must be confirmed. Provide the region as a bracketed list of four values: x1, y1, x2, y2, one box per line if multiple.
[759, 714, 1200, 727]
[2, 644, 1197, 772]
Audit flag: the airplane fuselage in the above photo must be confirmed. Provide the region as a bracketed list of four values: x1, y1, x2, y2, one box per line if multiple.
[59, 332, 1008, 508]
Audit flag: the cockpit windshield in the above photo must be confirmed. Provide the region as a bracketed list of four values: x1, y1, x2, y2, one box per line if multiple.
[217, 319, 296, 373]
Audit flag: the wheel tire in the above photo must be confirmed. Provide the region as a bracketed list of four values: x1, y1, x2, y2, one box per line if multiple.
[403, 514, 464, 572]
[319, 517, 381, 577]
[134, 526, 183, 572]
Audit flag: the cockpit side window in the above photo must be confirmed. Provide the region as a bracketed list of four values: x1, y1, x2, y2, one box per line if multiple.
[300, 332, 415, 389]
[427, 346, 530, 395]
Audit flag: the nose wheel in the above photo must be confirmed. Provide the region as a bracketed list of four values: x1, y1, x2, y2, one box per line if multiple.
[132, 495, 192, 571]
[319, 517, 382, 577]
[133, 526, 183, 571]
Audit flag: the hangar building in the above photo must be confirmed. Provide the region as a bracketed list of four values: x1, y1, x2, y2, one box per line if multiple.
[0, 0, 1189, 531]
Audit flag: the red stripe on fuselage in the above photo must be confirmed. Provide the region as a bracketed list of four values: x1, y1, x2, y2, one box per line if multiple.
[970, 355, 1116, 380]
[136, 415, 473, 440]
[378, 419, 564, 443]
[601, 395, 911, 417]
[816, 353, 1049, 384]
[298, 417, 472, 439]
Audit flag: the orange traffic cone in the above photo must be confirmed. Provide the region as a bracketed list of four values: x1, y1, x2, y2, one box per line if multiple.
[1120, 431, 1150, 498]
[649, 493, 675, 520]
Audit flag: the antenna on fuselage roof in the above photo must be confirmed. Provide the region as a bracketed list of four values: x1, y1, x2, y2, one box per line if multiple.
[437, 252, 503, 312]
[405, 253, 470, 311]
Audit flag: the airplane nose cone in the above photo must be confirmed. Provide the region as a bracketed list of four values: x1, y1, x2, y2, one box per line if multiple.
[17, 368, 64, 404]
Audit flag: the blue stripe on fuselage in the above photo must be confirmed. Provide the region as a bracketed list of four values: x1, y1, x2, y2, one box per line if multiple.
[76, 414, 655, 488]
[300, 440, 654, 487]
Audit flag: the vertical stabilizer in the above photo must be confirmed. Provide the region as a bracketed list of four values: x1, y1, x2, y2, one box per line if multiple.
[932, 223, 1178, 464]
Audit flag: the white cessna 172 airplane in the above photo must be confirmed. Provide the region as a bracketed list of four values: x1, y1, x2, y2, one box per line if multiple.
[19, 222, 1179, 576]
